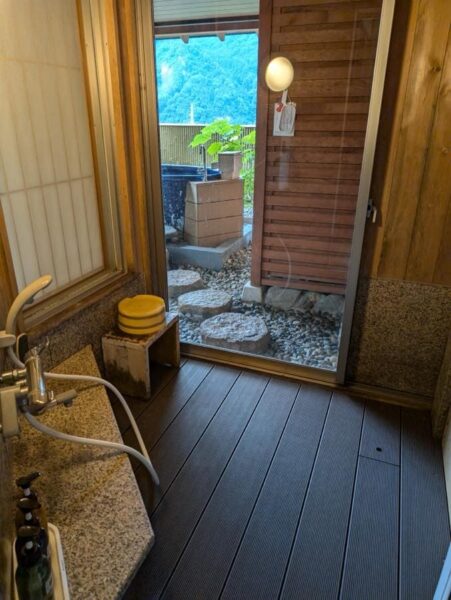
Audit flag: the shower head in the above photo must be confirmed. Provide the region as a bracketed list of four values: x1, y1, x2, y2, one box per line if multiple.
[0, 332, 16, 349]
[5, 275, 53, 336]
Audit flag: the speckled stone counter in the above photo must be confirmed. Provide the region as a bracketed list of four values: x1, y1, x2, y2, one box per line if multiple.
[11, 346, 154, 599]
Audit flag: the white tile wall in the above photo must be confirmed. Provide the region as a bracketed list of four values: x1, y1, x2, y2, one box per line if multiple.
[0, 0, 103, 292]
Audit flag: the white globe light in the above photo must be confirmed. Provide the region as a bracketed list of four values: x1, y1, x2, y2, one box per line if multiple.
[265, 57, 294, 92]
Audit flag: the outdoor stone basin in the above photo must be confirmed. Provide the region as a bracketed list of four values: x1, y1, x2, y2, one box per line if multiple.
[161, 164, 221, 231]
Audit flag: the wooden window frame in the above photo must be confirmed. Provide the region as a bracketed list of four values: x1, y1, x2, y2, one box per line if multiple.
[0, 0, 153, 335]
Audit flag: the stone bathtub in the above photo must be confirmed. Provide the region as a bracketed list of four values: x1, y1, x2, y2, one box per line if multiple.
[161, 164, 221, 232]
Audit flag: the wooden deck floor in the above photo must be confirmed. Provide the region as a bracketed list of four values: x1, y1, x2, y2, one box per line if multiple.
[113, 358, 450, 600]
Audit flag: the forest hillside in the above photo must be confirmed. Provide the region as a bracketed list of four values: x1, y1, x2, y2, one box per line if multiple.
[155, 33, 258, 125]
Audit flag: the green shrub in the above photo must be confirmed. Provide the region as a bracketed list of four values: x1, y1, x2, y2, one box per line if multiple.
[189, 119, 255, 207]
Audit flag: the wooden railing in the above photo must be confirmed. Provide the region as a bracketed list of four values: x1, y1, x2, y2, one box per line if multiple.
[159, 124, 255, 167]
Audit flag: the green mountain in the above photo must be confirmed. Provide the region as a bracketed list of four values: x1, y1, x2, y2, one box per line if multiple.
[155, 33, 258, 125]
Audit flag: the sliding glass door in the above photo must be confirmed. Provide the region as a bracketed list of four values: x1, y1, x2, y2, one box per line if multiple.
[137, 0, 395, 383]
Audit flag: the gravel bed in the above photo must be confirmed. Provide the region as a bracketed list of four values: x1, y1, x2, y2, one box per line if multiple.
[169, 246, 340, 370]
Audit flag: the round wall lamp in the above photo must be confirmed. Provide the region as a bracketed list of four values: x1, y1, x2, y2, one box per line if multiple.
[265, 56, 294, 92]
[265, 57, 296, 137]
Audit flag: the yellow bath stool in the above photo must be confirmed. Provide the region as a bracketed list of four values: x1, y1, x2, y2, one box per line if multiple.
[102, 295, 180, 399]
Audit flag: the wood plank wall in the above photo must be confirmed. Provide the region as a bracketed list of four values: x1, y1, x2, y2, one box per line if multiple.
[252, 0, 383, 294]
[362, 0, 451, 286]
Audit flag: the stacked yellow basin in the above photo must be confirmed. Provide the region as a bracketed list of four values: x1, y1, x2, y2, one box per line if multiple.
[118, 295, 166, 336]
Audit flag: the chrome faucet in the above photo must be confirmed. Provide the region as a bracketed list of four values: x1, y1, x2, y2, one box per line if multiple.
[0, 337, 76, 437]
[24, 343, 51, 413]
[1, 339, 53, 414]
[0, 276, 77, 439]
[200, 145, 208, 182]
[0, 341, 76, 438]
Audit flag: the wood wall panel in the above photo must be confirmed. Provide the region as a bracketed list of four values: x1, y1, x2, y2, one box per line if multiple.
[434, 201, 451, 285]
[364, 0, 451, 285]
[252, 0, 382, 292]
[406, 29, 451, 283]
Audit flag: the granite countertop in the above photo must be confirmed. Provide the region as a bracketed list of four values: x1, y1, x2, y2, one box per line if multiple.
[11, 346, 154, 600]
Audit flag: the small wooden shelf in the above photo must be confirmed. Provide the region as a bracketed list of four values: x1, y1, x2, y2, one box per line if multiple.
[102, 313, 180, 398]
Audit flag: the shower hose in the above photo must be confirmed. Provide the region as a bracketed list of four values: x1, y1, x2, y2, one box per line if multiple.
[7, 344, 160, 486]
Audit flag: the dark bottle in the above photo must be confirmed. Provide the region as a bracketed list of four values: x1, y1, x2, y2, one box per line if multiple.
[16, 472, 48, 531]
[15, 526, 54, 600]
[16, 498, 49, 559]
[16, 472, 41, 500]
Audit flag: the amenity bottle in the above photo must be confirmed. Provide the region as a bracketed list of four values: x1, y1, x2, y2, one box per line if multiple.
[15, 525, 54, 600]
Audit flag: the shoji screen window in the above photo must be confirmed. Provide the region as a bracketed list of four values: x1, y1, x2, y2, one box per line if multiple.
[0, 0, 122, 302]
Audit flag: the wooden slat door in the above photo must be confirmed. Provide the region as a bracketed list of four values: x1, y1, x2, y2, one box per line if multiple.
[252, 0, 383, 293]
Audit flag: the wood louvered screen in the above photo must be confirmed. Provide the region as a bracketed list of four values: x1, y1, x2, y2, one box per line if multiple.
[252, 0, 383, 294]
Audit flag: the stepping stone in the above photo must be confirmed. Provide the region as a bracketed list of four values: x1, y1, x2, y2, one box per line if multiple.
[168, 270, 204, 299]
[178, 289, 232, 320]
[200, 313, 270, 354]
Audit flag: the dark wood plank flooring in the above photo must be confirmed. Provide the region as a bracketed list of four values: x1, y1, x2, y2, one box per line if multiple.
[112, 359, 450, 600]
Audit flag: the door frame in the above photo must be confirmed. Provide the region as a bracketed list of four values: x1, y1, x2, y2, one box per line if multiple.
[136, 0, 395, 387]
[434, 544, 451, 600]
[336, 0, 396, 382]
[135, 0, 168, 300]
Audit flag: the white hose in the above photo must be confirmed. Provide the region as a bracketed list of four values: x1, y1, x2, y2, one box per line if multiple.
[45, 372, 151, 463]
[23, 411, 159, 485]
[8, 338, 159, 486]
[45, 372, 160, 486]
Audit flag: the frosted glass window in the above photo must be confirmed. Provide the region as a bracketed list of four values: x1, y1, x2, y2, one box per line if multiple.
[0, 0, 103, 293]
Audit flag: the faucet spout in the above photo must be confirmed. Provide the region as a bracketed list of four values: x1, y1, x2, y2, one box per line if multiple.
[25, 338, 53, 414]
[24, 344, 51, 413]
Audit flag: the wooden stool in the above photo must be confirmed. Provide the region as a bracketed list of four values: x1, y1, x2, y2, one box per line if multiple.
[102, 313, 180, 399]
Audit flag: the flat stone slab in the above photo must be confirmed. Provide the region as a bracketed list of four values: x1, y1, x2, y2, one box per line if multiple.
[167, 224, 252, 271]
[265, 286, 301, 310]
[241, 280, 266, 304]
[200, 313, 270, 353]
[168, 270, 204, 298]
[178, 289, 232, 320]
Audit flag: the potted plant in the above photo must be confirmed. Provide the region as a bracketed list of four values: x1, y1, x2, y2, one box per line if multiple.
[189, 119, 255, 182]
